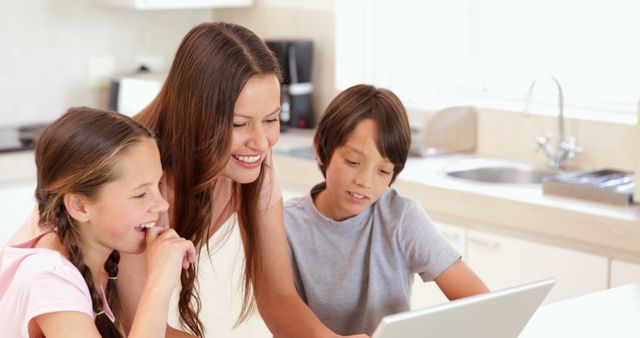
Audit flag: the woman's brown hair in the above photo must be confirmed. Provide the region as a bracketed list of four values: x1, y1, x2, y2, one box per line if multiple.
[136, 22, 281, 335]
[315, 84, 412, 184]
[35, 107, 153, 337]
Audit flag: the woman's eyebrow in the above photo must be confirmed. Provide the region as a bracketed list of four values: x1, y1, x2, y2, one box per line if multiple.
[132, 182, 152, 190]
[234, 107, 281, 119]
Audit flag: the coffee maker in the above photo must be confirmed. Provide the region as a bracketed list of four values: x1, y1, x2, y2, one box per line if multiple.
[266, 40, 314, 130]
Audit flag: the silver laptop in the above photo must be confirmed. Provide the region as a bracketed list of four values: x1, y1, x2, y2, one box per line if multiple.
[372, 278, 555, 338]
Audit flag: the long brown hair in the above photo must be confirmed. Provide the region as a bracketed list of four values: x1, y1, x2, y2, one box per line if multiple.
[315, 84, 412, 184]
[136, 22, 281, 335]
[35, 107, 153, 337]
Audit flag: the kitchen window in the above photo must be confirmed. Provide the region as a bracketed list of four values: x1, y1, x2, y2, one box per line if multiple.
[336, 0, 640, 123]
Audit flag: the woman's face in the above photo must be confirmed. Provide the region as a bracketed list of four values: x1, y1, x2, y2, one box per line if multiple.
[223, 74, 281, 184]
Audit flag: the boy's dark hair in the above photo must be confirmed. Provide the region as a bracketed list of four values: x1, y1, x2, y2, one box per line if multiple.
[314, 84, 411, 184]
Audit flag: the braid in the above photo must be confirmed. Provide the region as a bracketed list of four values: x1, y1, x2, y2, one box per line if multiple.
[104, 250, 122, 329]
[59, 208, 124, 338]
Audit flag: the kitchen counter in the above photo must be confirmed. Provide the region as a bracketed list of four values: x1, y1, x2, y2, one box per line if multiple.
[520, 283, 640, 338]
[274, 129, 640, 262]
[2, 129, 639, 261]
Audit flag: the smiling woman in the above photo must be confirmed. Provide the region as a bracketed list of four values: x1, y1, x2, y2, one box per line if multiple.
[124, 22, 367, 338]
[225, 75, 281, 184]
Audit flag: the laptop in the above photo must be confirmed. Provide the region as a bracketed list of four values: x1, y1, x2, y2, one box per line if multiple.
[371, 278, 555, 338]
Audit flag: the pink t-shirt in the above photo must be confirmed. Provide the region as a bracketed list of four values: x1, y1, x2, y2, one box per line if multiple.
[9, 159, 282, 244]
[0, 231, 114, 338]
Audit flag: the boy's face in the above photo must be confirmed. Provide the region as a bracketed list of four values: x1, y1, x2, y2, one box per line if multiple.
[315, 119, 394, 221]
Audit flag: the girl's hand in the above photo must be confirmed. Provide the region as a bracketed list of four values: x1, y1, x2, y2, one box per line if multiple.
[144, 226, 197, 292]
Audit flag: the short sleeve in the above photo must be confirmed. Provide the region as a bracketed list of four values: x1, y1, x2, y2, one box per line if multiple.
[398, 201, 461, 282]
[22, 260, 94, 328]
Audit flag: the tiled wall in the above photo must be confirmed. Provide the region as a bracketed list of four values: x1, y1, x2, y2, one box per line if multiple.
[0, 0, 212, 127]
[475, 108, 637, 171]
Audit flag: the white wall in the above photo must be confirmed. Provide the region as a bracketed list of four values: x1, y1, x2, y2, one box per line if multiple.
[215, 0, 337, 123]
[0, 0, 213, 127]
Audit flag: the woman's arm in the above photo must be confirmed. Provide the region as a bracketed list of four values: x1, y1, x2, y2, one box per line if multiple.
[247, 199, 368, 338]
[435, 259, 489, 300]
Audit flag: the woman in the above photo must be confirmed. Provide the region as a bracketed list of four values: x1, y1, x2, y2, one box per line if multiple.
[120, 22, 368, 338]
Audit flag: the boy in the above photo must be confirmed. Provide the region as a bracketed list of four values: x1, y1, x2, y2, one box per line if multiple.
[284, 84, 488, 336]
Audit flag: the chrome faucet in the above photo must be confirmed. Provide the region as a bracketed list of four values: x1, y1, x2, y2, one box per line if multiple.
[523, 76, 581, 170]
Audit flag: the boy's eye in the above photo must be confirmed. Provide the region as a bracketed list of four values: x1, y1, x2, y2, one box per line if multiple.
[379, 169, 392, 176]
[345, 159, 359, 166]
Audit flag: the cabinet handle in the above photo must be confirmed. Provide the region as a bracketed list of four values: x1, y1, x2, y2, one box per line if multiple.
[469, 236, 501, 249]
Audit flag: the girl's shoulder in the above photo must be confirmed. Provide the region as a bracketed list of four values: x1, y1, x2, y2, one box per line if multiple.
[3, 244, 86, 288]
[0, 243, 95, 336]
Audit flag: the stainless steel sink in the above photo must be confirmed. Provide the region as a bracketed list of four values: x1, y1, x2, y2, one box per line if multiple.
[442, 158, 557, 184]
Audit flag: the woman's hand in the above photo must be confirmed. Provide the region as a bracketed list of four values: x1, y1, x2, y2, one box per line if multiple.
[144, 227, 197, 292]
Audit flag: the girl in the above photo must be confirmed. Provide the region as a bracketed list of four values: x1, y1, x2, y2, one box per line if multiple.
[284, 84, 489, 335]
[120, 22, 367, 337]
[0, 107, 196, 337]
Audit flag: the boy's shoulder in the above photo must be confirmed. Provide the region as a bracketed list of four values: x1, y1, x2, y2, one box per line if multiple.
[283, 193, 308, 211]
[377, 187, 421, 211]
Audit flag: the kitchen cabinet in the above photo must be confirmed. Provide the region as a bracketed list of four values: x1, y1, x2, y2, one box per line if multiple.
[0, 180, 36, 245]
[610, 259, 640, 287]
[91, 0, 252, 10]
[411, 222, 466, 309]
[466, 229, 608, 304]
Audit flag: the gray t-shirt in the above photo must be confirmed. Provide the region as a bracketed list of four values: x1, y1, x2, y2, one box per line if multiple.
[284, 184, 461, 335]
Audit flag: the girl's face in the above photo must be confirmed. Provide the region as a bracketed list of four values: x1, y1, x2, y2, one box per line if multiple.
[315, 119, 395, 221]
[82, 137, 168, 255]
[223, 74, 281, 184]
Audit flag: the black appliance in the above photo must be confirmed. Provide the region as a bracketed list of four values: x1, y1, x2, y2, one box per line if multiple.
[266, 40, 314, 130]
[0, 123, 48, 153]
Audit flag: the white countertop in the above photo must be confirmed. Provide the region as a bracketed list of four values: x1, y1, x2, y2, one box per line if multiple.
[520, 283, 640, 338]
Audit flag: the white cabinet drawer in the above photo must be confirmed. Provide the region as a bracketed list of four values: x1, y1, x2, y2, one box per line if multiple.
[467, 229, 607, 304]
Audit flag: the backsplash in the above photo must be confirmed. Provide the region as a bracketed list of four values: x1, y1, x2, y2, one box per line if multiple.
[476, 108, 637, 172]
[0, 0, 212, 127]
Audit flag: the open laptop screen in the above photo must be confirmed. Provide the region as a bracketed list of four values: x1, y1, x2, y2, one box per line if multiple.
[372, 278, 555, 338]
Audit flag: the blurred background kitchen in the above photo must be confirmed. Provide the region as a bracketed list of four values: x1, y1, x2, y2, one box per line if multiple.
[1, 0, 640, 337]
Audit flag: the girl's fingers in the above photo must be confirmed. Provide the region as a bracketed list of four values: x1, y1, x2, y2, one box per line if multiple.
[158, 228, 179, 239]
[145, 226, 164, 245]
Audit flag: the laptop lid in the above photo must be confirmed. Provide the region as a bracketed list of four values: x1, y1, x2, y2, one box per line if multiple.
[371, 278, 555, 338]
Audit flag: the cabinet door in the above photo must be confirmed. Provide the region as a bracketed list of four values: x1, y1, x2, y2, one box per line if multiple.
[611, 259, 640, 287]
[467, 229, 607, 304]
[411, 222, 466, 309]
[0, 180, 36, 244]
